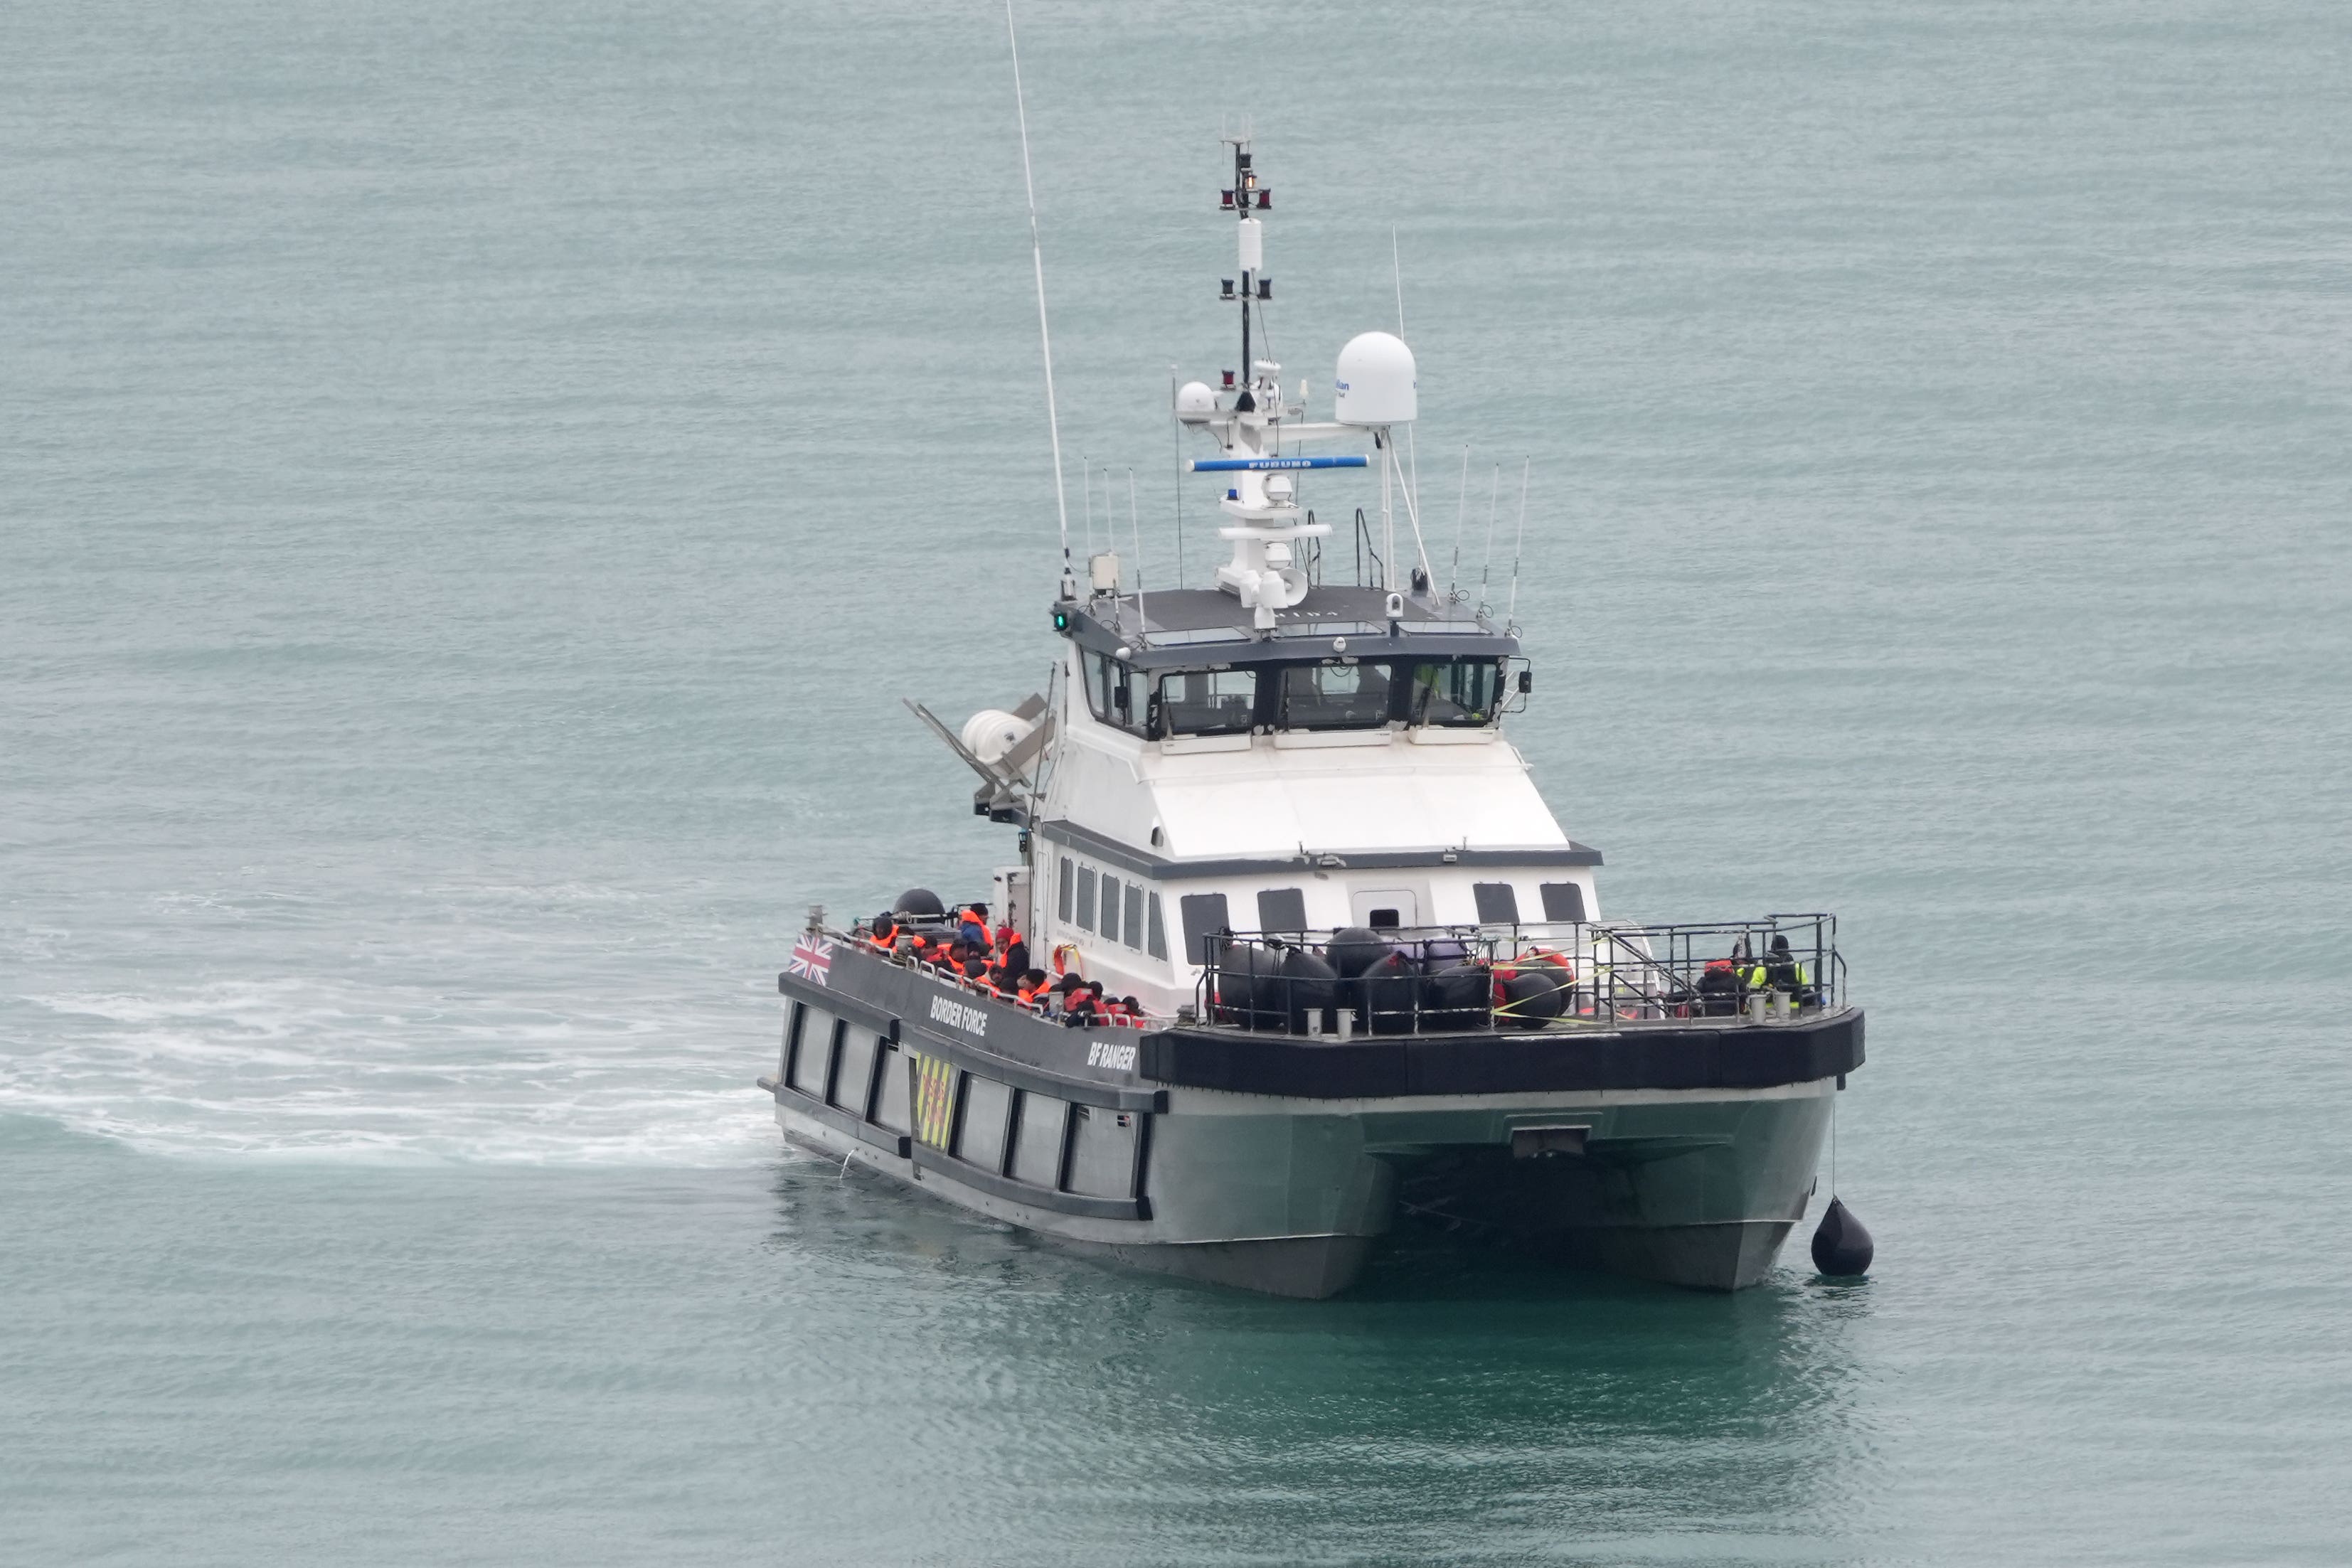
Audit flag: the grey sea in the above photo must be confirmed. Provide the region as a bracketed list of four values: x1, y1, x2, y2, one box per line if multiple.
[5, 2, 2348, 1562]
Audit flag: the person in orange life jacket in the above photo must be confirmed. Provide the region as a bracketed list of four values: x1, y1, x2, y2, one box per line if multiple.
[958, 905, 989, 947]
[1120, 996, 1144, 1026]
[868, 912, 899, 951]
[999, 934, 1030, 979]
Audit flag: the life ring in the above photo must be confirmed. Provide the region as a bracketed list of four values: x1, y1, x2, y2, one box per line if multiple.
[1051, 942, 1080, 976]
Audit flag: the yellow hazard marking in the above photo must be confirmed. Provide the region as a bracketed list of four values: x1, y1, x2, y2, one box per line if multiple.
[910, 1053, 958, 1149]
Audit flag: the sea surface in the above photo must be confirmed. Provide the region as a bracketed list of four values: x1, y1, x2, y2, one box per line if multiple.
[4, 2, 2348, 1562]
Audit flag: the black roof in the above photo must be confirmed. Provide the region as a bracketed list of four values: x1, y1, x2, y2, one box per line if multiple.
[1061, 585, 1520, 670]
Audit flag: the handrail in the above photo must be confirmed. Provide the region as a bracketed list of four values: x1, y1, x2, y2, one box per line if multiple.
[1191, 914, 1844, 1036]
[835, 918, 1172, 1030]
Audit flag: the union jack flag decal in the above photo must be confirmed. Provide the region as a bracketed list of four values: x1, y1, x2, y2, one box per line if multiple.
[785, 932, 834, 986]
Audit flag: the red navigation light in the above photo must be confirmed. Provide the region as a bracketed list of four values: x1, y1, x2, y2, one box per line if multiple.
[1255, 189, 1270, 210]
[1221, 370, 1235, 388]
[1220, 189, 1235, 209]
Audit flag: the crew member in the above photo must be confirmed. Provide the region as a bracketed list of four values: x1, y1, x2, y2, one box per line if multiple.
[1763, 934, 1815, 1006]
[1696, 956, 1742, 1017]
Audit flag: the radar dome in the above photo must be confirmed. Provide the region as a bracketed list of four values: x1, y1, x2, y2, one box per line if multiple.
[1334, 331, 1417, 425]
[1174, 380, 1217, 423]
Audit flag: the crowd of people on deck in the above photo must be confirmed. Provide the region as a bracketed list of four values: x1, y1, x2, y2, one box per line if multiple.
[862, 900, 1149, 1028]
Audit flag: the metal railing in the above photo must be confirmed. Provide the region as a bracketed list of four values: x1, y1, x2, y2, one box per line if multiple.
[839, 915, 1172, 1030]
[1192, 914, 1845, 1036]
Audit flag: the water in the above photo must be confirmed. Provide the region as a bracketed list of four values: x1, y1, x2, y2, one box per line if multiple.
[4, 1, 2348, 1560]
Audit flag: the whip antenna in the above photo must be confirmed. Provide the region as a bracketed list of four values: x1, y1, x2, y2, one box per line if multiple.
[1507, 457, 1528, 625]
[1169, 366, 1186, 589]
[1006, 4, 1073, 595]
[1448, 444, 1469, 601]
[1128, 467, 1147, 645]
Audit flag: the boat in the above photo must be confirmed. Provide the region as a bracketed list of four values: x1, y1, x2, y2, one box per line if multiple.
[758, 132, 1864, 1298]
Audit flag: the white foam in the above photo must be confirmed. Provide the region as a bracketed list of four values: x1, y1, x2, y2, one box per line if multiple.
[2, 974, 782, 1168]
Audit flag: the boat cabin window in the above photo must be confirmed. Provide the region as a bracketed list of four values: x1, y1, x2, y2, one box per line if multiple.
[1154, 668, 1257, 736]
[1050, 850, 1174, 964]
[1473, 882, 1521, 924]
[1178, 892, 1230, 964]
[1540, 881, 1587, 922]
[1278, 660, 1395, 731]
[1256, 887, 1308, 934]
[1083, 652, 1146, 735]
[1366, 907, 1402, 930]
[1409, 658, 1504, 727]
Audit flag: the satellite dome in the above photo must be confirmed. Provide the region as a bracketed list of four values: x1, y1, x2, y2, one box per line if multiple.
[1334, 331, 1417, 426]
[1174, 380, 1217, 423]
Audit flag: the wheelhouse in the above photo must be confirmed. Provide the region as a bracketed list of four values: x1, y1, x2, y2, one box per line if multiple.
[1063, 584, 1528, 740]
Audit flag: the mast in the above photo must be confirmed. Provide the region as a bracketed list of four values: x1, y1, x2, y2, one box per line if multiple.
[1220, 129, 1268, 411]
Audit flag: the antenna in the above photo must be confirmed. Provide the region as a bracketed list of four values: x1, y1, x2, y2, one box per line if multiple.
[1082, 458, 1093, 557]
[1169, 366, 1186, 590]
[1448, 444, 1468, 602]
[1478, 463, 1499, 616]
[1006, 4, 1073, 596]
[1391, 225, 1426, 589]
[1127, 467, 1147, 645]
[1507, 457, 1528, 625]
[1391, 225, 1406, 334]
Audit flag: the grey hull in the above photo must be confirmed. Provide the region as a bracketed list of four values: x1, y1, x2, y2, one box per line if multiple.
[1555, 1221, 1797, 1292]
[769, 947, 1855, 1298]
[777, 1078, 1831, 1297]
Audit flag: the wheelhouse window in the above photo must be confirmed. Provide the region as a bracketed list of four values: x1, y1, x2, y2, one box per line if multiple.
[1278, 660, 1395, 730]
[1083, 651, 1144, 735]
[1076, 865, 1097, 930]
[1100, 875, 1122, 944]
[1154, 668, 1257, 736]
[1409, 658, 1503, 727]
